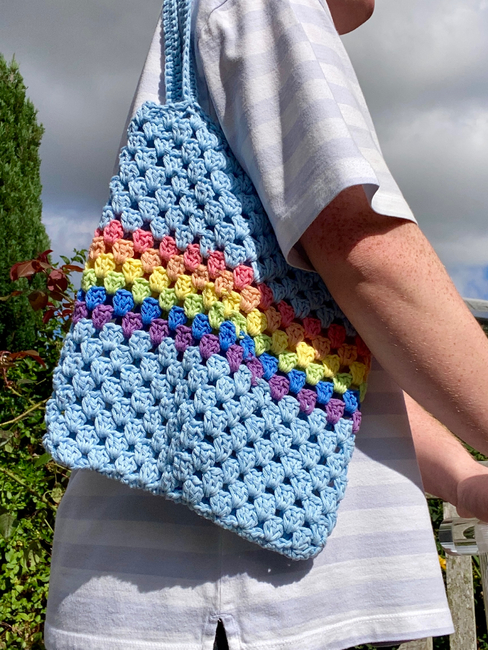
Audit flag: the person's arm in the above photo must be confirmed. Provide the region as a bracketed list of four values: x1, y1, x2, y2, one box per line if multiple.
[404, 392, 488, 521]
[299, 185, 488, 456]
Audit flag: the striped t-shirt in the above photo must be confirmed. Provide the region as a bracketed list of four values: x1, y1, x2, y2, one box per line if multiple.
[44, 1, 453, 649]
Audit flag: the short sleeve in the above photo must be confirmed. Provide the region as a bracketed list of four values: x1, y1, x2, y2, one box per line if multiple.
[195, 0, 416, 269]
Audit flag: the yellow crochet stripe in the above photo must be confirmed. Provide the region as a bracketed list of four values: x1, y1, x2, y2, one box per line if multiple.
[87, 239, 258, 293]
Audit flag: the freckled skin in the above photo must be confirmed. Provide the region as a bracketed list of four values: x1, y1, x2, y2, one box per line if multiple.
[300, 185, 488, 519]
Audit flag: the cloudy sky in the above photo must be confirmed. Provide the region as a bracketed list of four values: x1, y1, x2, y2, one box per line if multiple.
[1, 0, 487, 298]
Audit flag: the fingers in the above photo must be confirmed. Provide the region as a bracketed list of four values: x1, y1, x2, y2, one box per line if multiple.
[457, 472, 488, 523]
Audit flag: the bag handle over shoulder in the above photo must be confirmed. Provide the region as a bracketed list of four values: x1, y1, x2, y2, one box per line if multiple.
[43, 0, 371, 562]
[163, 0, 197, 103]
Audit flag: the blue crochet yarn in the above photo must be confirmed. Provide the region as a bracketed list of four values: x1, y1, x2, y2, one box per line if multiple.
[219, 321, 237, 351]
[260, 354, 279, 380]
[113, 290, 135, 317]
[42, 0, 366, 561]
[316, 381, 335, 405]
[168, 306, 187, 330]
[192, 313, 211, 339]
[141, 298, 162, 326]
[240, 336, 255, 360]
[288, 370, 307, 394]
[86, 286, 107, 311]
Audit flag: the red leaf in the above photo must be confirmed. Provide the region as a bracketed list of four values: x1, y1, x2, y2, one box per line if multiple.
[6, 350, 46, 367]
[22, 351, 46, 367]
[28, 354, 46, 368]
[61, 264, 84, 273]
[0, 290, 23, 302]
[48, 269, 65, 281]
[42, 309, 57, 324]
[28, 291, 49, 311]
[48, 290, 65, 302]
[10, 260, 37, 281]
[37, 250, 53, 264]
[47, 269, 69, 293]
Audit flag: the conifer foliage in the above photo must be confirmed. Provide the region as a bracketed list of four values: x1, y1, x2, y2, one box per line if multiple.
[0, 55, 50, 352]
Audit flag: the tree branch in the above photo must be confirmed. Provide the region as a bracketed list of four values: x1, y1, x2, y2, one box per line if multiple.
[0, 399, 48, 428]
[0, 467, 57, 511]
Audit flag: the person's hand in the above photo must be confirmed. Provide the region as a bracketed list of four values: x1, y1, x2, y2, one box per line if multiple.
[404, 391, 488, 520]
[456, 469, 488, 521]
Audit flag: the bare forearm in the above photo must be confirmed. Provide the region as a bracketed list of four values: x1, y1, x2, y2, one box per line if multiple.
[405, 393, 476, 505]
[300, 186, 488, 455]
[405, 393, 488, 521]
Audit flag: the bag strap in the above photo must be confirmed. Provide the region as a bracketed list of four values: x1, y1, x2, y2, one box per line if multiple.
[163, 0, 198, 103]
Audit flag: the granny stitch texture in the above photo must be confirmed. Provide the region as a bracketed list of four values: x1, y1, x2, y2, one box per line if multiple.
[43, 0, 371, 560]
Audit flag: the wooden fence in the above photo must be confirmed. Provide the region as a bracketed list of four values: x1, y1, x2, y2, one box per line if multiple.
[398, 502, 480, 650]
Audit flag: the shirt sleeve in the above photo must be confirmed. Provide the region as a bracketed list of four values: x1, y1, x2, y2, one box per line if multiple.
[195, 0, 416, 270]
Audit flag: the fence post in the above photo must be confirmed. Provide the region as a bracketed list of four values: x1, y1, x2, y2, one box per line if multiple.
[443, 502, 477, 650]
[398, 639, 433, 649]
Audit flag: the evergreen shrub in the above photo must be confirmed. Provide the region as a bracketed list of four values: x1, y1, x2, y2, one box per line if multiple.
[0, 55, 50, 353]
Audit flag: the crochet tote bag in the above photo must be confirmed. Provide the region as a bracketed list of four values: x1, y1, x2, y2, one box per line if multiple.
[43, 0, 372, 561]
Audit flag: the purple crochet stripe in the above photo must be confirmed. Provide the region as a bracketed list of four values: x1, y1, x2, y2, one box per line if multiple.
[72, 306, 362, 422]
[92, 304, 114, 329]
[150, 319, 170, 346]
[227, 344, 243, 373]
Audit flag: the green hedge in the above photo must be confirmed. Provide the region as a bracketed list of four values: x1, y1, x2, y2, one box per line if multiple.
[0, 314, 70, 648]
[0, 55, 51, 353]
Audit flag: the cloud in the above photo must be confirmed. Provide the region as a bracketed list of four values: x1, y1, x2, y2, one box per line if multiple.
[1, 0, 488, 298]
[447, 265, 488, 300]
[378, 104, 488, 243]
[343, 0, 488, 116]
[436, 232, 488, 267]
[42, 205, 96, 292]
[1, 0, 163, 213]
[342, 0, 488, 291]
[42, 206, 96, 260]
